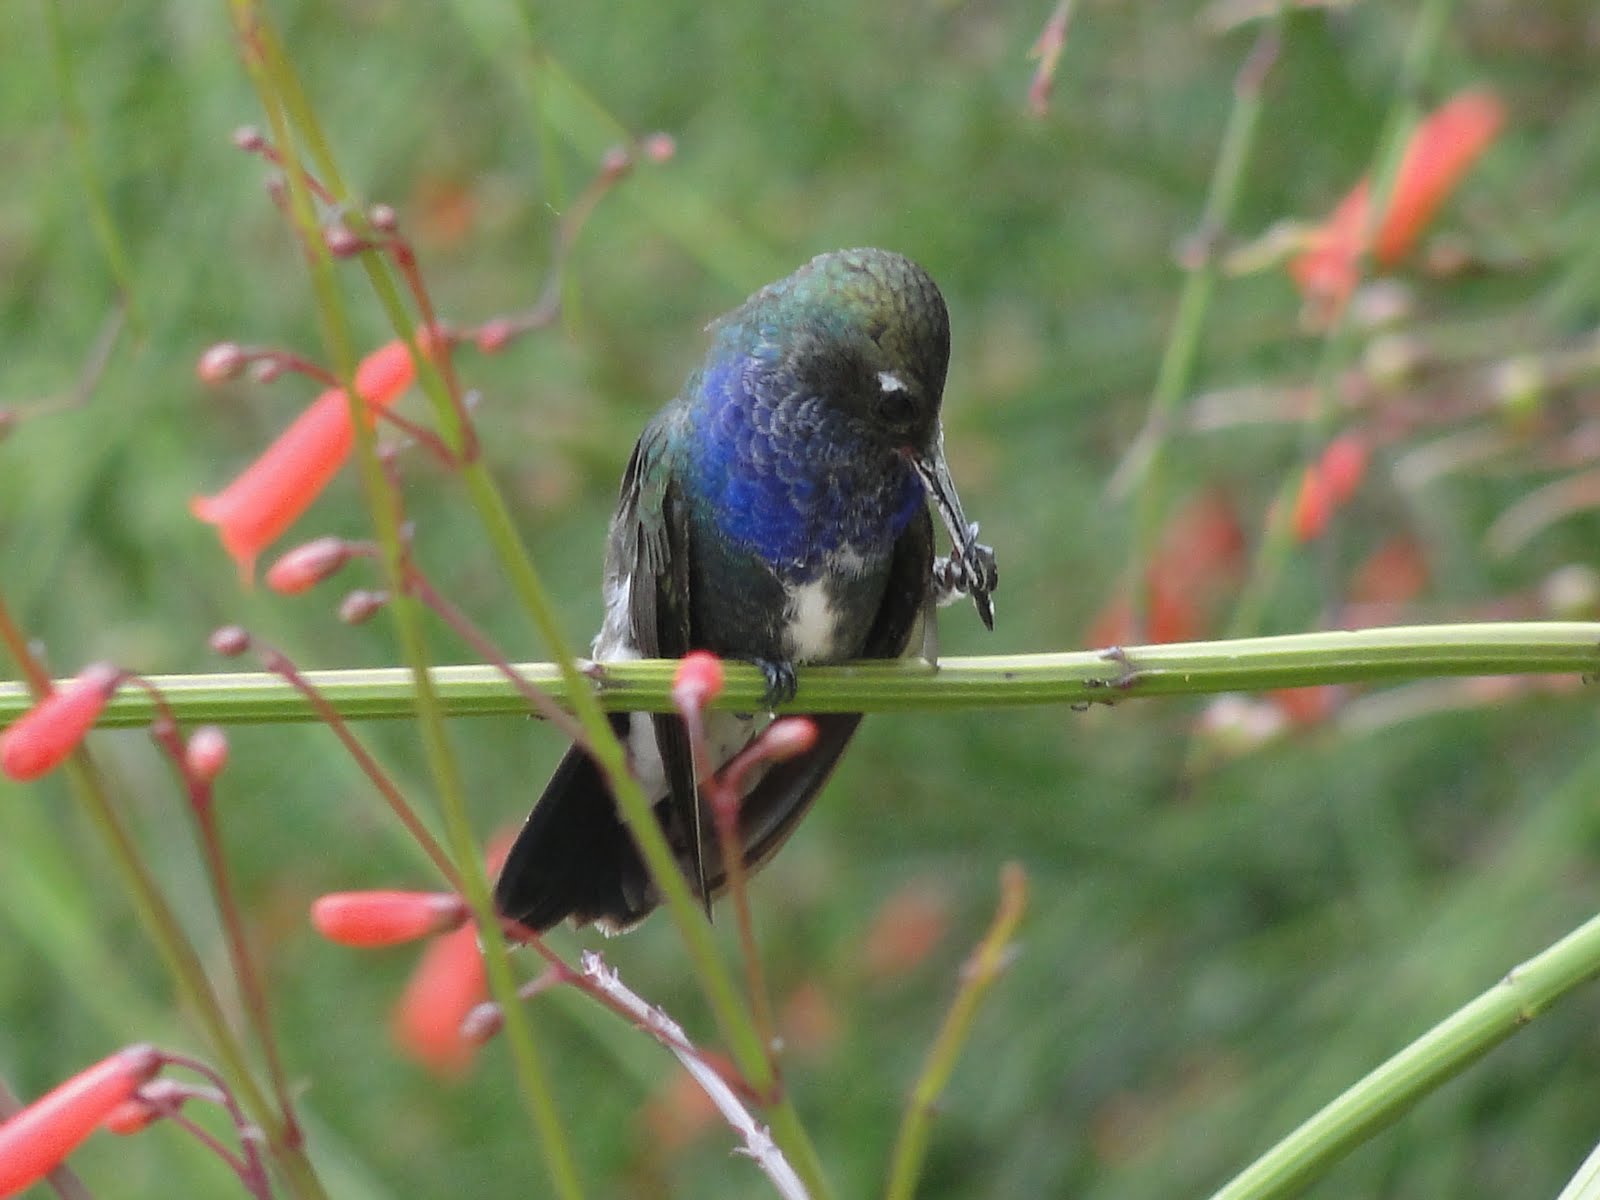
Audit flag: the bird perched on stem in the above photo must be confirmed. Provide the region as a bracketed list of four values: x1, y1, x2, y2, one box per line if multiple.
[495, 248, 996, 934]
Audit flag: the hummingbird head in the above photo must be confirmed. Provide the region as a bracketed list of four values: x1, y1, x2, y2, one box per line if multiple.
[719, 247, 951, 459]
[694, 248, 978, 576]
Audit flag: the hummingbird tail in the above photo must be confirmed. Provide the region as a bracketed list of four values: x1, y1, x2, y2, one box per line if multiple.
[494, 717, 655, 934]
[494, 712, 869, 934]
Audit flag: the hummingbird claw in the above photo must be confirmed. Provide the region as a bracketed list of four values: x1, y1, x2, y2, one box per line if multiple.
[930, 527, 997, 628]
[752, 658, 798, 709]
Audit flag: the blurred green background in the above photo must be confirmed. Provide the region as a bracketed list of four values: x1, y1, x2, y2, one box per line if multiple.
[5, 2, 1600, 1197]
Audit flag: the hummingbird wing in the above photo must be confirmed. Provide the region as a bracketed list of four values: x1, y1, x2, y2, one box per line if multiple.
[614, 420, 713, 913]
[715, 505, 935, 885]
[493, 417, 706, 934]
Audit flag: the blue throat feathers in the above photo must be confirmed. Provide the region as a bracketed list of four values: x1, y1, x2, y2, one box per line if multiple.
[688, 356, 923, 578]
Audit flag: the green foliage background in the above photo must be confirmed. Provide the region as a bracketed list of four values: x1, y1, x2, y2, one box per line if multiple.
[4, 2, 1600, 1197]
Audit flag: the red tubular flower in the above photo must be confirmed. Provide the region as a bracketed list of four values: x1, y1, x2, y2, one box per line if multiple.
[1291, 465, 1332, 543]
[1291, 89, 1505, 314]
[0, 1045, 161, 1197]
[0, 663, 121, 782]
[191, 337, 428, 582]
[1319, 434, 1369, 507]
[391, 924, 487, 1078]
[1374, 91, 1505, 264]
[311, 891, 469, 948]
[1292, 435, 1369, 543]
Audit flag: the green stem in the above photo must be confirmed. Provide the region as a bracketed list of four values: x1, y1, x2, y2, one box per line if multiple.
[885, 864, 1027, 1200]
[1210, 905, 1600, 1200]
[1226, 0, 1459, 638]
[0, 592, 326, 1200]
[9, 621, 1598, 728]
[41, 0, 143, 332]
[229, 8, 585, 1196]
[460, 468, 836, 1198]
[1114, 12, 1284, 569]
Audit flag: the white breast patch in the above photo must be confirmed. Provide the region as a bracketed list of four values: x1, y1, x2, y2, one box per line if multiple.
[783, 578, 839, 662]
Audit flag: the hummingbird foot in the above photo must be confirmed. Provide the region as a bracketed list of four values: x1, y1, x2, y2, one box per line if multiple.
[932, 530, 999, 629]
[752, 658, 799, 709]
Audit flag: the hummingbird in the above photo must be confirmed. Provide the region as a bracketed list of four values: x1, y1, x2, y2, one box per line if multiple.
[494, 248, 997, 934]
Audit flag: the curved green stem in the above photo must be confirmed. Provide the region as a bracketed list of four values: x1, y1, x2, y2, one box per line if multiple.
[1211, 905, 1600, 1200]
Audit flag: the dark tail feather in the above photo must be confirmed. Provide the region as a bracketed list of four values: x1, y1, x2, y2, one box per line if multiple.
[494, 716, 654, 934]
[494, 712, 866, 934]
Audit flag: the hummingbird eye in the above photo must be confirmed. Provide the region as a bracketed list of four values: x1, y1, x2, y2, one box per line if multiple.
[875, 371, 917, 424]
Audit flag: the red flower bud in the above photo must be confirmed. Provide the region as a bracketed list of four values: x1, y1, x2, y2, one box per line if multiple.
[671, 651, 725, 715]
[196, 342, 247, 384]
[311, 891, 469, 947]
[102, 1078, 189, 1136]
[338, 589, 388, 625]
[191, 337, 429, 582]
[323, 223, 365, 258]
[0, 1045, 161, 1195]
[265, 536, 353, 595]
[753, 717, 818, 764]
[641, 132, 677, 163]
[723, 717, 820, 796]
[474, 319, 515, 354]
[101, 1098, 159, 1136]
[209, 625, 252, 657]
[599, 146, 632, 181]
[0, 663, 121, 782]
[184, 726, 230, 785]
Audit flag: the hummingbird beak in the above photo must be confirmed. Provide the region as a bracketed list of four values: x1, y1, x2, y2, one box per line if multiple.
[904, 430, 997, 630]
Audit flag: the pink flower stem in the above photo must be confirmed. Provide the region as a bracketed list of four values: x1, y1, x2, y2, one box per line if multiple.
[405, 568, 589, 747]
[165, 1109, 264, 1198]
[251, 643, 463, 891]
[708, 773, 778, 1083]
[370, 231, 481, 465]
[123, 674, 303, 1154]
[463, 143, 641, 352]
[161, 1051, 273, 1199]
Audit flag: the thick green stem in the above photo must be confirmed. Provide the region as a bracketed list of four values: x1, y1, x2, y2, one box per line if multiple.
[9, 621, 1597, 728]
